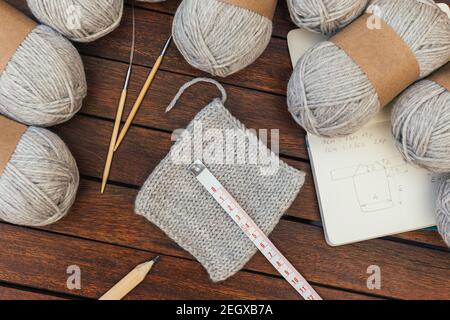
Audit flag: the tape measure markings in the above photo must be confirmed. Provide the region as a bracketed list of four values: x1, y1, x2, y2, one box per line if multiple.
[189, 160, 322, 300]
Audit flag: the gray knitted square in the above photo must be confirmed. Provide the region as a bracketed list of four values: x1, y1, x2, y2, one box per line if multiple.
[135, 99, 305, 282]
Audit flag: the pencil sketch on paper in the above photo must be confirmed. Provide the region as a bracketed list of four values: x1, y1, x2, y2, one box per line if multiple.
[330, 158, 408, 213]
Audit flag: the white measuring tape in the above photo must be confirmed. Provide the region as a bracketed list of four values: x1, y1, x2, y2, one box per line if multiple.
[189, 160, 322, 300]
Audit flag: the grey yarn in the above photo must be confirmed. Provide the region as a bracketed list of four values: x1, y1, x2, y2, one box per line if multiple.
[436, 177, 450, 247]
[288, 0, 450, 138]
[0, 25, 87, 127]
[287, 0, 369, 35]
[172, 0, 273, 77]
[135, 78, 305, 282]
[0, 127, 79, 227]
[392, 79, 450, 173]
[27, 0, 123, 43]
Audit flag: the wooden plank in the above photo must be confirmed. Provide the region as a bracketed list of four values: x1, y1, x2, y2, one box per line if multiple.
[394, 230, 447, 247]
[0, 223, 374, 300]
[38, 178, 449, 300]
[82, 56, 308, 159]
[51, 114, 447, 249]
[0, 286, 65, 300]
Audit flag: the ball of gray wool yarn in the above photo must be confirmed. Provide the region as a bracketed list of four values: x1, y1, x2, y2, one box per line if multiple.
[287, 0, 369, 35]
[436, 177, 450, 247]
[288, 0, 450, 138]
[27, 0, 123, 43]
[172, 0, 273, 77]
[392, 80, 450, 173]
[0, 127, 79, 227]
[0, 25, 87, 127]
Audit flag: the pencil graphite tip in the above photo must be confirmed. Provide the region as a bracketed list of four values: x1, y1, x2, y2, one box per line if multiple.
[152, 256, 160, 264]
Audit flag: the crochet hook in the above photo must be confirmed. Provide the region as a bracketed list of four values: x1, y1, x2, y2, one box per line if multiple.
[99, 256, 160, 300]
[101, 1, 136, 194]
[114, 35, 172, 152]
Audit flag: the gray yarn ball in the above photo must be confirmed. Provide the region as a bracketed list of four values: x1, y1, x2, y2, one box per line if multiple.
[27, 0, 123, 43]
[288, 0, 450, 138]
[0, 127, 79, 227]
[0, 25, 87, 127]
[172, 0, 273, 77]
[436, 177, 450, 247]
[287, 0, 369, 35]
[392, 79, 450, 173]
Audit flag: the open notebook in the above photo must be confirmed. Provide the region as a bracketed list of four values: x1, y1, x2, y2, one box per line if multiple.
[287, 3, 449, 246]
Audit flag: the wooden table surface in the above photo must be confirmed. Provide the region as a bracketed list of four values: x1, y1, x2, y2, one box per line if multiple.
[1, 0, 449, 300]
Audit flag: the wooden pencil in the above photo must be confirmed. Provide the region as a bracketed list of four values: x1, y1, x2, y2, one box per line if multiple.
[99, 256, 160, 300]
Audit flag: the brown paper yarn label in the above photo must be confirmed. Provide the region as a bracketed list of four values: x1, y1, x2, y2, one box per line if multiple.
[0, 1, 37, 74]
[429, 63, 450, 92]
[330, 14, 420, 107]
[0, 116, 26, 176]
[221, 0, 278, 20]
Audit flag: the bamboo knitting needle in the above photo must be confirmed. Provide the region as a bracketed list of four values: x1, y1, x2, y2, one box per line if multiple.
[101, 2, 136, 194]
[99, 256, 160, 300]
[114, 36, 172, 152]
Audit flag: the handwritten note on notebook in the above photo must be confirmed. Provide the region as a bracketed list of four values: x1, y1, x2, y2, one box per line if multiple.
[286, 3, 449, 245]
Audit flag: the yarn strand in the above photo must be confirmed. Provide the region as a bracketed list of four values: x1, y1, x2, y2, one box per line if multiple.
[166, 78, 227, 113]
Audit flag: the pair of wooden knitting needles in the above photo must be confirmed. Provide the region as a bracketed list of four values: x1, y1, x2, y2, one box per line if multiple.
[101, 2, 172, 193]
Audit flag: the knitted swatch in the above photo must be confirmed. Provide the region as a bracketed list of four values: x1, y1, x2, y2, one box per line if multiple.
[135, 79, 305, 282]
